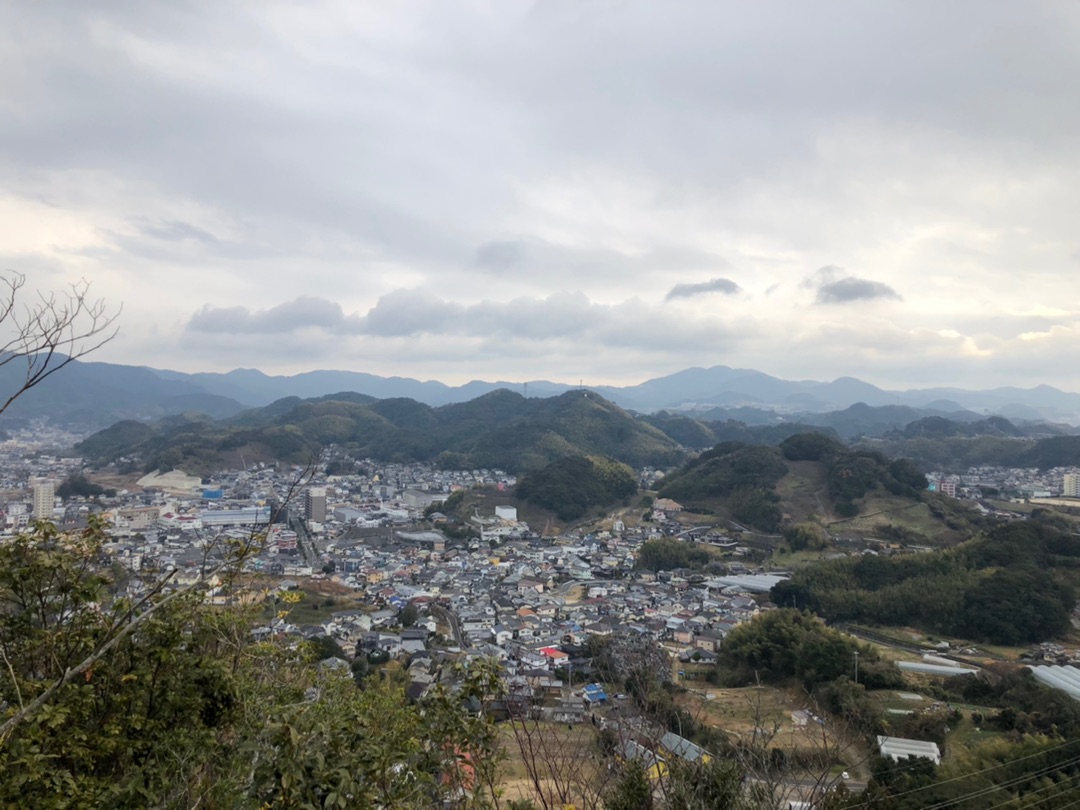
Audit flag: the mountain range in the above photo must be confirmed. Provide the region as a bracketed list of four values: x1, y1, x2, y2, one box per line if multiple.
[14, 359, 1080, 429]
[75, 389, 686, 475]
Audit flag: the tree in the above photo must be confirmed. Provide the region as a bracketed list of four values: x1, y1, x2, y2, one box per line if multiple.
[56, 473, 106, 500]
[785, 521, 828, 551]
[605, 759, 653, 810]
[400, 602, 419, 628]
[0, 517, 236, 807]
[0, 518, 504, 809]
[309, 635, 346, 661]
[0, 273, 119, 417]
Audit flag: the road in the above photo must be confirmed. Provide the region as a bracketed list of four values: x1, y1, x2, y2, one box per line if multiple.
[288, 516, 318, 569]
[431, 604, 468, 648]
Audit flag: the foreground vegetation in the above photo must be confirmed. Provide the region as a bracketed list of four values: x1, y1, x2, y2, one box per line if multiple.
[0, 519, 504, 809]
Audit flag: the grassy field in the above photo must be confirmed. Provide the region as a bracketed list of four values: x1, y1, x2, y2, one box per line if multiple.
[774, 461, 830, 523]
[257, 579, 367, 626]
[678, 684, 798, 738]
[496, 722, 607, 807]
[824, 492, 974, 546]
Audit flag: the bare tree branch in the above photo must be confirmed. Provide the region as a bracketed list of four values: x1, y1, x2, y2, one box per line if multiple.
[0, 272, 120, 417]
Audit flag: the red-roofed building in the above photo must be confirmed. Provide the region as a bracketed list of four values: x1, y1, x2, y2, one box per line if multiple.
[539, 646, 568, 665]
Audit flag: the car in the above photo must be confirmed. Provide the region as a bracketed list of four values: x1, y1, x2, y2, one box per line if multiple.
[614, 693, 626, 700]
[841, 772, 850, 780]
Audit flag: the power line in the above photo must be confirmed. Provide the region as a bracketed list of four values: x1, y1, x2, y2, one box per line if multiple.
[860, 737, 1080, 807]
[983, 767, 1080, 810]
[919, 751, 1080, 810]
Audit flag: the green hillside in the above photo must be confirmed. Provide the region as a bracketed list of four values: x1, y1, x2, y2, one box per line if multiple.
[773, 517, 1080, 644]
[516, 455, 637, 521]
[641, 411, 841, 449]
[75, 389, 684, 475]
[656, 432, 976, 542]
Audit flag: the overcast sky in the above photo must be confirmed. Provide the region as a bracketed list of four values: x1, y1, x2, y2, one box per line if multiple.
[3, 1, 1080, 390]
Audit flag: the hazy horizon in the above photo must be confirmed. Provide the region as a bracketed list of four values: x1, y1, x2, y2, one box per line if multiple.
[4, 2, 1080, 390]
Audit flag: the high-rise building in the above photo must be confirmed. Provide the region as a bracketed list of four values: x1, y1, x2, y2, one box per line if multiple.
[31, 480, 55, 521]
[1064, 474, 1080, 498]
[304, 487, 327, 522]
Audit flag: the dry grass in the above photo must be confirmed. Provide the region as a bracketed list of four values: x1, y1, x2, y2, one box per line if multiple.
[774, 461, 830, 523]
[496, 722, 607, 808]
[679, 684, 796, 737]
[88, 470, 147, 491]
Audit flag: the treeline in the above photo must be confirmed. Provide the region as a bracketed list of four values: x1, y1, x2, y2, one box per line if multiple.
[56, 473, 115, 499]
[871, 432, 1080, 474]
[772, 519, 1078, 644]
[634, 538, 713, 572]
[515, 454, 637, 521]
[932, 667, 1080, 738]
[641, 411, 840, 449]
[722, 612, 1080, 810]
[658, 442, 788, 531]
[778, 432, 928, 516]
[719, 609, 899, 691]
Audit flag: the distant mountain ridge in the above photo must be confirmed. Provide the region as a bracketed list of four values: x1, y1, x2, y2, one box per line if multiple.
[141, 365, 1080, 424]
[15, 358, 1080, 429]
[76, 389, 684, 475]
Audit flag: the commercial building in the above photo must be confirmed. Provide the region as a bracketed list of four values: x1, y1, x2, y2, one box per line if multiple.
[1064, 474, 1080, 498]
[31, 480, 56, 521]
[198, 507, 271, 527]
[305, 487, 327, 522]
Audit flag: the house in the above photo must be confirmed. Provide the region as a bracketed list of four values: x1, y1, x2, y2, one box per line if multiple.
[545, 699, 587, 724]
[517, 577, 547, 594]
[694, 630, 723, 652]
[582, 683, 608, 704]
[615, 740, 667, 780]
[539, 646, 569, 667]
[659, 732, 711, 764]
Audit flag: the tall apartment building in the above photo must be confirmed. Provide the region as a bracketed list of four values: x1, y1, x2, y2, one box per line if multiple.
[1064, 474, 1080, 498]
[31, 480, 56, 521]
[304, 487, 327, 522]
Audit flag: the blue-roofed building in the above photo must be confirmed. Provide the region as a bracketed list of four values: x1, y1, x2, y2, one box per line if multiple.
[583, 683, 608, 703]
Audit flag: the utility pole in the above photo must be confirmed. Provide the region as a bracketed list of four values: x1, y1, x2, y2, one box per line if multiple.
[853, 650, 860, 685]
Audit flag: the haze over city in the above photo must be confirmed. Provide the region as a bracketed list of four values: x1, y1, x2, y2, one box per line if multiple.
[3, 1, 1079, 390]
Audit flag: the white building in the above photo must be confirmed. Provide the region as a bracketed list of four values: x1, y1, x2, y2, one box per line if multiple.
[1064, 474, 1080, 498]
[877, 736, 941, 766]
[31, 480, 56, 521]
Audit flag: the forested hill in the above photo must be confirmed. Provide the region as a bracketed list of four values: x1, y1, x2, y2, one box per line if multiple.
[870, 432, 1080, 472]
[652, 432, 974, 542]
[75, 389, 684, 475]
[773, 517, 1080, 645]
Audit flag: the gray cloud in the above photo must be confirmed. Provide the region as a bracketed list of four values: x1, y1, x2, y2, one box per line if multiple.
[187, 290, 740, 353]
[472, 238, 730, 283]
[139, 219, 221, 245]
[801, 265, 842, 290]
[188, 296, 345, 333]
[6, 2, 1080, 389]
[665, 277, 741, 301]
[816, 277, 902, 305]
